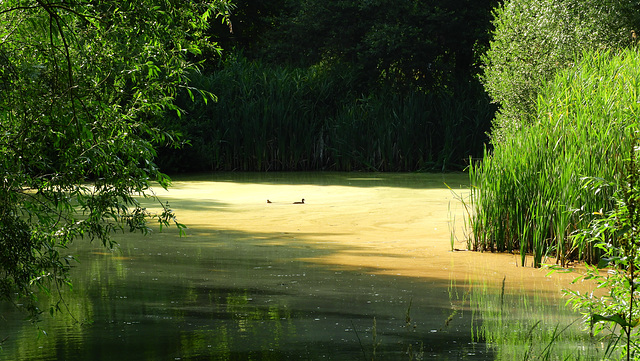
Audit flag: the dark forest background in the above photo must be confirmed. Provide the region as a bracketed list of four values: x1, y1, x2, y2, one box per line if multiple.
[156, 0, 498, 172]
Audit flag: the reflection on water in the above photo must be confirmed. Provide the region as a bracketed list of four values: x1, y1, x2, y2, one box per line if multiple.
[465, 277, 604, 360]
[0, 173, 594, 360]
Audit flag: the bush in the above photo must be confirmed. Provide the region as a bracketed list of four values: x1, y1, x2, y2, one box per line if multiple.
[482, 0, 640, 141]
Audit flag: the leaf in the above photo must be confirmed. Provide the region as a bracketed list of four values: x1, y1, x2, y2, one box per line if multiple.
[598, 257, 612, 269]
[592, 313, 639, 328]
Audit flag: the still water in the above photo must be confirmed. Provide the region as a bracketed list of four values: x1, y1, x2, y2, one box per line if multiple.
[1, 173, 597, 360]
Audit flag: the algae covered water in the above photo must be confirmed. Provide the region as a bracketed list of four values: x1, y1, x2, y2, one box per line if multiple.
[0, 173, 597, 360]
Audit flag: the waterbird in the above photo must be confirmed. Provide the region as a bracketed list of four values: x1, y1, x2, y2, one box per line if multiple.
[267, 199, 272, 203]
[293, 199, 305, 204]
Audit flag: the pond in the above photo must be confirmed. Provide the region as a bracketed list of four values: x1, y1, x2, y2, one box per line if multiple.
[1, 172, 601, 360]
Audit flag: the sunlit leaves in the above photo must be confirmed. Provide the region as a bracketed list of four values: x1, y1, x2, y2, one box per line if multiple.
[0, 0, 232, 318]
[469, 49, 640, 267]
[482, 0, 640, 140]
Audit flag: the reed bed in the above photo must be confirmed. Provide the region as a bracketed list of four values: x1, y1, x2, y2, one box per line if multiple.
[468, 49, 640, 266]
[158, 55, 494, 172]
[331, 87, 492, 171]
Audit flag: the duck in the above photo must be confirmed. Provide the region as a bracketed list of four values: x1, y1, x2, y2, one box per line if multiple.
[293, 199, 305, 204]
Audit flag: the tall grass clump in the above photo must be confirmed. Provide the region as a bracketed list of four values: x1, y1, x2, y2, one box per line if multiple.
[157, 55, 494, 172]
[560, 138, 640, 360]
[158, 55, 349, 171]
[468, 48, 640, 267]
[330, 82, 492, 171]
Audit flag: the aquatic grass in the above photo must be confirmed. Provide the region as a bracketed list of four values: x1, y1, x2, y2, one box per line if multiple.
[446, 184, 474, 252]
[468, 49, 640, 266]
[448, 201, 456, 252]
[159, 55, 340, 171]
[330, 85, 493, 171]
[560, 139, 640, 360]
[159, 55, 494, 172]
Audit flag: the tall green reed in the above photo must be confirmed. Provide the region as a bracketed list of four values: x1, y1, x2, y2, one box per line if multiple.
[157, 55, 494, 172]
[560, 135, 640, 360]
[469, 49, 640, 266]
[331, 85, 492, 171]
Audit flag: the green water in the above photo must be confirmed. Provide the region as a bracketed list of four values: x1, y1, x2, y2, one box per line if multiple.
[0, 173, 598, 360]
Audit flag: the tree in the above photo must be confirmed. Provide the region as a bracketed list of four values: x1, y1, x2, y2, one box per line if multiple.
[255, 0, 497, 92]
[482, 0, 640, 141]
[0, 0, 232, 318]
[207, 0, 287, 57]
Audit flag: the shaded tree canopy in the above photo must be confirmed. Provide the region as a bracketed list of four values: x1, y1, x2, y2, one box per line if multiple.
[0, 0, 231, 317]
[214, 0, 497, 92]
[149, 0, 500, 173]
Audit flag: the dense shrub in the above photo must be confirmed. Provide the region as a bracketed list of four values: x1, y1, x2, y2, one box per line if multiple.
[482, 0, 640, 140]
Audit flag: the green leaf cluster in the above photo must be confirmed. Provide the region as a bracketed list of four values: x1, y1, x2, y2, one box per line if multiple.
[565, 139, 640, 360]
[482, 0, 640, 141]
[0, 0, 230, 318]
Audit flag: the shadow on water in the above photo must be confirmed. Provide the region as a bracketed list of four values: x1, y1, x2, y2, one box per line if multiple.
[0, 225, 493, 361]
[167, 198, 233, 213]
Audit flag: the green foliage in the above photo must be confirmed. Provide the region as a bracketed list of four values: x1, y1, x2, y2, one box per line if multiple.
[158, 55, 494, 172]
[468, 49, 640, 266]
[255, 0, 497, 91]
[330, 85, 492, 172]
[482, 0, 640, 140]
[0, 0, 230, 317]
[161, 0, 499, 172]
[563, 141, 640, 360]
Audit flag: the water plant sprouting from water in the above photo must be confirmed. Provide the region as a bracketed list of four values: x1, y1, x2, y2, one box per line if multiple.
[563, 136, 640, 360]
[468, 49, 640, 267]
